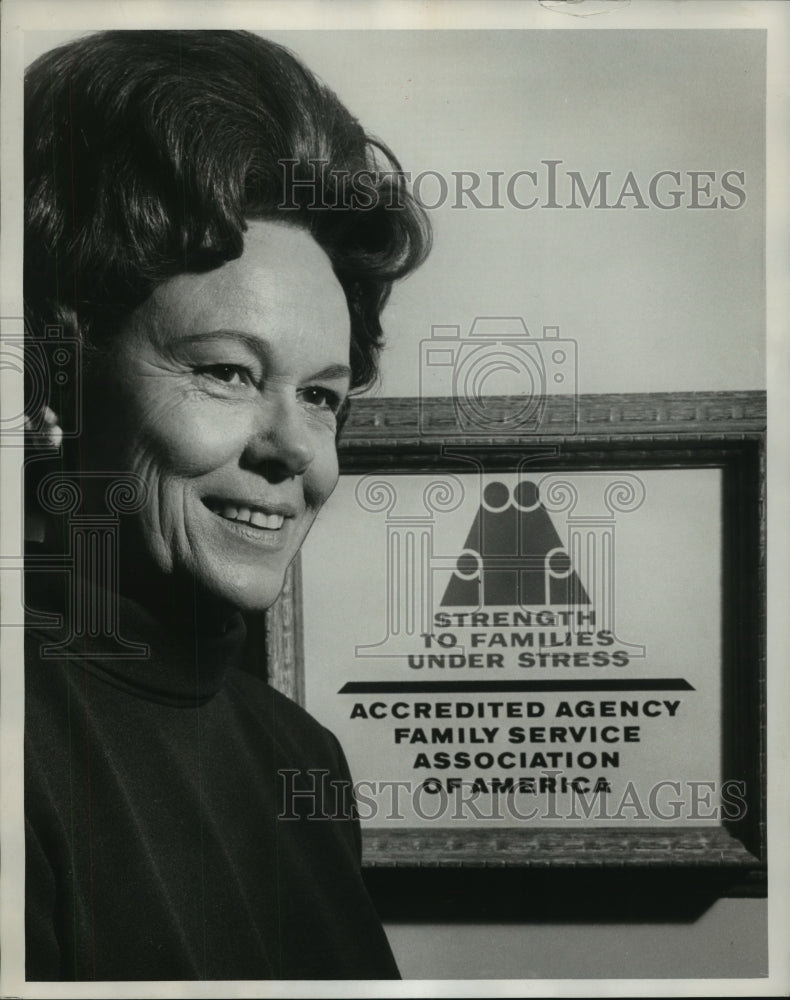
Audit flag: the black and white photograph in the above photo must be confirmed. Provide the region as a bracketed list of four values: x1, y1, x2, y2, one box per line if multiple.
[0, 1, 788, 996]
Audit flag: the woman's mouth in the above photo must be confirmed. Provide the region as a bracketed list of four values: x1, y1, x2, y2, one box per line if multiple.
[207, 503, 285, 530]
[199, 496, 301, 551]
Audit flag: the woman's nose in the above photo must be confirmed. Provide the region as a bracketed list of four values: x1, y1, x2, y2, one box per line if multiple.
[242, 395, 314, 477]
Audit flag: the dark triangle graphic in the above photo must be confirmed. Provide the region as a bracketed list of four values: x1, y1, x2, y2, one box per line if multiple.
[441, 481, 590, 607]
[442, 572, 482, 606]
[442, 508, 485, 605]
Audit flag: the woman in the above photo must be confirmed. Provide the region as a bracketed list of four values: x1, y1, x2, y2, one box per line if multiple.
[23, 30, 429, 981]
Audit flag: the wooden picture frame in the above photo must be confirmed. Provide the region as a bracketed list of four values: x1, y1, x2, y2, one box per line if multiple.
[264, 391, 765, 873]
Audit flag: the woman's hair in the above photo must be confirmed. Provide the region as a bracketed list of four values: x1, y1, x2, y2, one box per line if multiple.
[24, 30, 431, 403]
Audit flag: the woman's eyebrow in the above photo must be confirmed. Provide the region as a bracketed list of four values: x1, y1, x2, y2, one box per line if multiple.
[308, 363, 352, 382]
[174, 330, 271, 356]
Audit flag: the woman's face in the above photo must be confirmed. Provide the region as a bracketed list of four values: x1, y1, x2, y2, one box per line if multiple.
[88, 220, 351, 613]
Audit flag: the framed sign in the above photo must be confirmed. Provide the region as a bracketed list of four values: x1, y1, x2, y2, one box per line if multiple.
[265, 391, 765, 870]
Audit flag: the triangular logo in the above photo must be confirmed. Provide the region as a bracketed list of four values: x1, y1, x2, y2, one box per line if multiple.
[441, 480, 590, 607]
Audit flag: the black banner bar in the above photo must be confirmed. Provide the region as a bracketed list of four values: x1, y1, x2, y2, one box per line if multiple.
[339, 679, 695, 694]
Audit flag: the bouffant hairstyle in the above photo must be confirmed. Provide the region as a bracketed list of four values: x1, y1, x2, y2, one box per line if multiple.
[24, 29, 430, 407]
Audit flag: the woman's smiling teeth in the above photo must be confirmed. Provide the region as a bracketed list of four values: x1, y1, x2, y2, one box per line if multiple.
[208, 502, 285, 530]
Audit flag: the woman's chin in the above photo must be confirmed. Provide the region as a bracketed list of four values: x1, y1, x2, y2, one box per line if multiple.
[119, 551, 288, 622]
[193, 565, 289, 616]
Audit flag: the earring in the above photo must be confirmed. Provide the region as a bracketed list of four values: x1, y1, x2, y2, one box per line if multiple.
[24, 405, 63, 451]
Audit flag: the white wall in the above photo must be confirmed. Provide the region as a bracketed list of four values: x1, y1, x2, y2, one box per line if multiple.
[386, 898, 767, 979]
[265, 29, 765, 398]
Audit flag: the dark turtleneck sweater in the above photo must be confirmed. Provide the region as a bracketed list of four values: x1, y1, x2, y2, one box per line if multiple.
[24, 572, 399, 981]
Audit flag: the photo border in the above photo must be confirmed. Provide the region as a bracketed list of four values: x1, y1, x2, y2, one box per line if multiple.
[2, 2, 787, 995]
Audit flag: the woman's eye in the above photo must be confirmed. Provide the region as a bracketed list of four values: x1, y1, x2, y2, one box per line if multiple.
[197, 364, 256, 388]
[302, 386, 341, 412]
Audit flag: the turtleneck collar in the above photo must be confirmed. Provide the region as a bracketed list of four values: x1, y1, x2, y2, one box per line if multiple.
[24, 569, 248, 705]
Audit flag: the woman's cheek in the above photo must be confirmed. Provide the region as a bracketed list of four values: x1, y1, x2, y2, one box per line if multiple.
[306, 432, 341, 509]
[139, 396, 250, 476]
